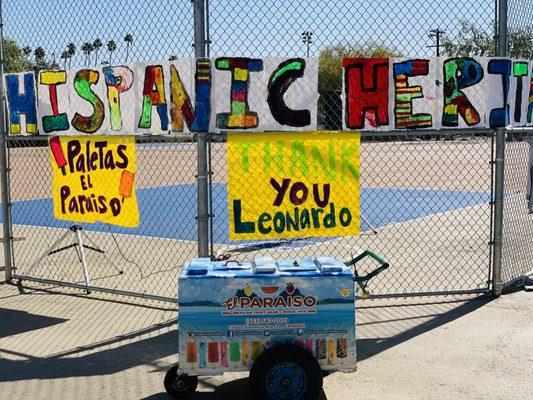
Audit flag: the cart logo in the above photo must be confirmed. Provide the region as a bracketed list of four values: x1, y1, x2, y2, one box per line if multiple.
[285, 282, 295, 295]
[340, 288, 351, 297]
[221, 283, 317, 311]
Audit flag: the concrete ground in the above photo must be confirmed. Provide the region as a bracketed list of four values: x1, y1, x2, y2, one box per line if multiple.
[0, 282, 531, 400]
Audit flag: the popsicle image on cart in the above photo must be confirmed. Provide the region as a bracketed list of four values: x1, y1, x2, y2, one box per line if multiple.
[49, 136, 67, 175]
[119, 170, 135, 203]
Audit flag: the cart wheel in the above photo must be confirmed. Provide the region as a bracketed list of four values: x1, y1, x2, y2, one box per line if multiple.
[164, 365, 198, 399]
[249, 344, 323, 400]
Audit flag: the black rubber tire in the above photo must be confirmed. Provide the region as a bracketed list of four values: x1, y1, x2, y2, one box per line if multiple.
[249, 344, 323, 400]
[164, 365, 198, 399]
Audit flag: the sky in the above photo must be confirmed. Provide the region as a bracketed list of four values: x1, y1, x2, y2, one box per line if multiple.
[3, 0, 499, 68]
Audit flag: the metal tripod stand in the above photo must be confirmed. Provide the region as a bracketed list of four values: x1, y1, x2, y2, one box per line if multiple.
[21, 225, 123, 294]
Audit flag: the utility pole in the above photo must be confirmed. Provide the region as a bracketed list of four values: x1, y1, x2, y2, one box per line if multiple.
[301, 31, 313, 57]
[193, 0, 210, 258]
[427, 28, 445, 56]
[491, 0, 508, 298]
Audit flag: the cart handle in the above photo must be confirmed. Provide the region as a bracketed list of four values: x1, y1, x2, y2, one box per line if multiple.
[344, 250, 389, 283]
[223, 260, 242, 266]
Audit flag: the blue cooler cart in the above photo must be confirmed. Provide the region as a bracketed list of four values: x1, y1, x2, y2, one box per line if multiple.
[164, 251, 388, 400]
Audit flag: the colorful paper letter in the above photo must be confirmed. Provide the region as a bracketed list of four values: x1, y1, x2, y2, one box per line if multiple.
[71, 69, 105, 133]
[192, 58, 212, 132]
[393, 59, 432, 129]
[169, 59, 211, 132]
[215, 57, 264, 129]
[267, 58, 311, 127]
[5, 73, 38, 134]
[138, 65, 169, 130]
[40, 71, 69, 133]
[512, 61, 529, 124]
[527, 64, 533, 124]
[343, 58, 389, 129]
[103, 66, 134, 131]
[169, 64, 194, 132]
[442, 58, 483, 127]
[488, 59, 511, 128]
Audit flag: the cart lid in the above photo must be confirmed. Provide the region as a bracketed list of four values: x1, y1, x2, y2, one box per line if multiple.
[181, 257, 353, 278]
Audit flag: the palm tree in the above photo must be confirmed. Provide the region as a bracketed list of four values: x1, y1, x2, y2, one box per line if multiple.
[33, 46, 46, 64]
[93, 38, 103, 65]
[124, 33, 133, 62]
[22, 46, 32, 61]
[81, 42, 93, 66]
[60, 51, 70, 69]
[67, 42, 76, 68]
[106, 40, 117, 64]
[32, 47, 47, 71]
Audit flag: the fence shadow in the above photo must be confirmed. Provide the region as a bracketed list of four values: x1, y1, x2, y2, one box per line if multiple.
[355, 296, 493, 362]
[142, 380, 329, 400]
[0, 308, 68, 339]
[0, 291, 493, 399]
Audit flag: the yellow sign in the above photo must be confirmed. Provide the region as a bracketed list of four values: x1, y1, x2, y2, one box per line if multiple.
[228, 132, 361, 240]
[49, 135, 139, 227]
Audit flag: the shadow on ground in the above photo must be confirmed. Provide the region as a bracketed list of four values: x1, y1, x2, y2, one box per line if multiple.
[0, 308, 68, 339]
[0, 286, 494, 400]
[142, 379, 329, 400]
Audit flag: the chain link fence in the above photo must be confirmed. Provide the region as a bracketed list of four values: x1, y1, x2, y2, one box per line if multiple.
[501, 132, 533, 286]
[7, 136, 198, 301]
[1, 0, 531, 301]
[210, 131, 494, 297]
[500, 0, 533, 287]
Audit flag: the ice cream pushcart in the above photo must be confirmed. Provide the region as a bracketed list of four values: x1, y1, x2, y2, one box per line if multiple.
[164, 250, 389, 400]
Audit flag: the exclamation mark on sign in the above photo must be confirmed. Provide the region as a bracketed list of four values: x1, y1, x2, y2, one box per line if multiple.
[49, 136, 67, 176]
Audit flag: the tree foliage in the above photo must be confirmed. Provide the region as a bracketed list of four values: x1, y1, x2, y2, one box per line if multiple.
[444, 20, 533, 59]
[318, 43, 400, 94]
[317, 43, 399, 129]
[3, 38, 33, 73]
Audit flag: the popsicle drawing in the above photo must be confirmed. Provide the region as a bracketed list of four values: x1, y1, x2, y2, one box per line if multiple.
[119, 170, 135, 203]
[49, 136, 67, 175]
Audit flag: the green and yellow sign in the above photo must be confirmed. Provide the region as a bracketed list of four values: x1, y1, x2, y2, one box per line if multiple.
[228, 131, 361, 240]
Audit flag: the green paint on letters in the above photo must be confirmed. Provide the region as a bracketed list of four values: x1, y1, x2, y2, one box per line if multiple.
[235, 202, 354, 236]
[513, 62, 529, 76]
[139, 95, 152, 128]
[311, 141, 336, 179]
[217, 59, 230, 69]
[43, 114, 69, 133]
[341, 142, 360, 181]
[290, 141, 309, 177]
[233, 199, 255, 233]
[235, 142, 257, 172]
[231, 101, 246, 115]
[263, 141, 285, 173]
[271, 61, 303, 84]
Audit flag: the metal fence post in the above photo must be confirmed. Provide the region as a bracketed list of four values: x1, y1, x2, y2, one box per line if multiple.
[0, 0, 14, 282]
[491, 0, 508, 297]
[193, 0, 210, 258]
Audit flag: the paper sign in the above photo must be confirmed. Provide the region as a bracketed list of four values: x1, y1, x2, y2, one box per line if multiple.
[227, 132, 361, 240]
[49, 135, 139, 227]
